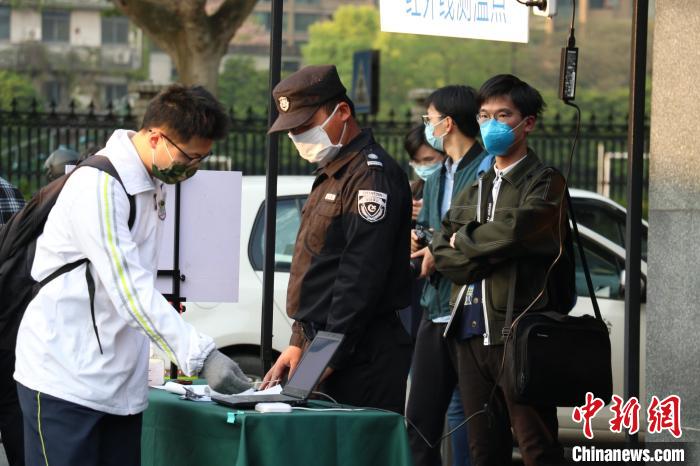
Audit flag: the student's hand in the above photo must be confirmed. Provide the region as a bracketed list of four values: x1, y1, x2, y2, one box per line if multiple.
[411, 247, 436, 279]
[200, 349, 253, 394]
[259, 346, 303, 390]
[411, 199, 423, 221]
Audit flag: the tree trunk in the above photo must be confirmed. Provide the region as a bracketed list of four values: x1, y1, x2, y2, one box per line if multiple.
[113, 0, 257, 94]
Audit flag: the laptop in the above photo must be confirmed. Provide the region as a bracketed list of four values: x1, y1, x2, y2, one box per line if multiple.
[211, 331, 344, 409]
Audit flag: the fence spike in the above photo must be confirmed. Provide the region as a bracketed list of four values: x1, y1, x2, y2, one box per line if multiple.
[388, 108, 395, 126]
[87, 101, 95, 116]
[30, 98, 38, 115]
[404, 109, 412, 125]
[246, 106, 254, 121]
[10, 98, 18, 114]
[607, 110, 615, 131]
[49, 100, 57, 115]
[124, 102, 133, 119]
[106, 100, 114, 118]
[589, 112, 597, 130]
[553, 112, 562, 131]
[69, 100, 77, 117]
[228, 106, 234, 120]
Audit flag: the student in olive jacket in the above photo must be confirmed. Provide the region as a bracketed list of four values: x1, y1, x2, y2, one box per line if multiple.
[432, 75, 571, 466]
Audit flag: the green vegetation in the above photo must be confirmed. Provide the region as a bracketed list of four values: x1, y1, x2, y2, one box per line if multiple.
[218, 56, 270, 113]
[0, 70, 40, 109]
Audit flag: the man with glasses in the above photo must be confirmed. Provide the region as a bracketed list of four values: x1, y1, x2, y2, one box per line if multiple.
[14, 85, 252, 466]
[432, 75, 571, 466]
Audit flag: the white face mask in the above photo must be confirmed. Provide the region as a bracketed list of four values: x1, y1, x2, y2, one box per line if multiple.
[288, 104, 347, 165]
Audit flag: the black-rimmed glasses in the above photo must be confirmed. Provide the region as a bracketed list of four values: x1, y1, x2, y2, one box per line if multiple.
[161, 133, 212, 165]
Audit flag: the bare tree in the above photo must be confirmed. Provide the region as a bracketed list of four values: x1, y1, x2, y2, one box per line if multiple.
[112, 0, 257, 92]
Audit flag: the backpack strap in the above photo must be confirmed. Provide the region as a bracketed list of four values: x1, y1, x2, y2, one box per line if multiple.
[36, 155, 137, 355]
[80, 156, 136, 229]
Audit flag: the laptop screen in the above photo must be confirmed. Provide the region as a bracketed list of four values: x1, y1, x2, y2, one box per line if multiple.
[282, 331, 344, 399]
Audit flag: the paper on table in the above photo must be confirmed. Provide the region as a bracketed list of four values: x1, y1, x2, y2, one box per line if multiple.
[217, 384, 284, 397]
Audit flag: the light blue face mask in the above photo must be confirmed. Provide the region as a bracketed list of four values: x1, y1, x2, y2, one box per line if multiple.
[479, 118, 526, 156]
[412, 162, 442, 181]
[424, 119, 446, 152]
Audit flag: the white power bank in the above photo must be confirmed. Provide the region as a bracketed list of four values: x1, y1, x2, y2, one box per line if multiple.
[255, 402, 293, 413]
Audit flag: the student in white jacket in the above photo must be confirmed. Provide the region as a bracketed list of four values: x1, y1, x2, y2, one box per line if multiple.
[14, 85, 251, 466]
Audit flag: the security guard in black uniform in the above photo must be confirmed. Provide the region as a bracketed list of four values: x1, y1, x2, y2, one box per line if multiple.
[261, 65, 413, 413]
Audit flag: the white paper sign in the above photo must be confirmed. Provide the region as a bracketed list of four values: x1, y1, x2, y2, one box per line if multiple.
[380, 0, 529, 43]
[156, 171, 242, 303]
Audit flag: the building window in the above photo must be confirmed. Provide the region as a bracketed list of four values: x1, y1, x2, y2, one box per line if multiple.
[282, 60, 299, 72]
[295, 0, 320, 5]
[44, 81, 64, 104]
[102, 16, 129, 45]
[252, 12, 288, 32]
[42, 10, 70, 43]
[294, 13, 323, 33]
[104, 84, 128, 104]
[0, 7, 10, 41]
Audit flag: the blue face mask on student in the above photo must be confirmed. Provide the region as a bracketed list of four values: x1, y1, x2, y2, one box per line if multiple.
[412, 162, 442, 181]
[424, 119, 446, 152]
[479, 118, 526, 156]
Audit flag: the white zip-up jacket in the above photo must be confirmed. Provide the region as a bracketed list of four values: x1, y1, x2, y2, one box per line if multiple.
[14, 130, 215, 415]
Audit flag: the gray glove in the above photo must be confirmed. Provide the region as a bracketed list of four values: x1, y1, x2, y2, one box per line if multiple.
[200, 350, 253, 394]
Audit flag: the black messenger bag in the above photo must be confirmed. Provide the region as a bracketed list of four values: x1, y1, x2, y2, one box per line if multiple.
[503, 190, 613, 407]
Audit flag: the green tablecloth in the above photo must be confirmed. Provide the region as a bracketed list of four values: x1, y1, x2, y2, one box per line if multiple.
[142, 387, 414, 466]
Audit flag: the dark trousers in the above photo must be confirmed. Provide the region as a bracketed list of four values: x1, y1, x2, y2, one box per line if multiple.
[406, 318, 469, 466]
[447, 337, 565, 466]
[0, 350, 24, 466]
[16, 383, 142, 466]
[320, 314, 413, 414]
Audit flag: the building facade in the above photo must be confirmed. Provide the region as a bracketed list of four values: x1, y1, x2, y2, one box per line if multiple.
[0, 0, 142, 109]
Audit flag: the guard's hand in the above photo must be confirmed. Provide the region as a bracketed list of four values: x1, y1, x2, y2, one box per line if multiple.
[450, 233, 457, 249]
[411, 247, 436, 279]
[259, 346, 303, 390]
[200, 349, 253, 395]
[411, 199, 423, 221]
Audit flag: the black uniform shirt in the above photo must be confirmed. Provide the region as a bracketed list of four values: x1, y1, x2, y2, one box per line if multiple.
[287, 129, 412, 368]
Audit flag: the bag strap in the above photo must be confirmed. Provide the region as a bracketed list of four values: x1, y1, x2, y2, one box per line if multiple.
[566, 189, 603, 320]
[34, 155, 136, 355]
[80, 156, 136, 229]
[503, 185, 604, 336]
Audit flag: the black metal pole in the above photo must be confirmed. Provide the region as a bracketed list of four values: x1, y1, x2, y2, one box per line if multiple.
[170, 182, 182, 380]
[624, 0, 648, 447]
[261, 0, 283, 374]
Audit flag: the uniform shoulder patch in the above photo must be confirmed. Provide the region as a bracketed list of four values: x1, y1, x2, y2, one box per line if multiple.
[365, 152, 383, 168]
[357, 190, 388, 223]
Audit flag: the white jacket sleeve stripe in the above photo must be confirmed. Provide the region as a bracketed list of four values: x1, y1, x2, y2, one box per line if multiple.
[103, 177, 178, 360]
[98, 173, 178, 362]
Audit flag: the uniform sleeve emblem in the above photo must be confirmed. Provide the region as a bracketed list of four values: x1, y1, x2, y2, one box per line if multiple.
[357, 190, 388, 223]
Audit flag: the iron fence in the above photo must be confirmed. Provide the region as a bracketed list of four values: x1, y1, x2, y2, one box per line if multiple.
[0, 100, 649, 207]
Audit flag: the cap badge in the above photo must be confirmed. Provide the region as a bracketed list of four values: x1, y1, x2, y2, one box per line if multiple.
[279, 96, 290, 112]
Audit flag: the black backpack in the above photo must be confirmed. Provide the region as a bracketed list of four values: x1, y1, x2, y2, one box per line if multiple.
[0, 156, 135, 351]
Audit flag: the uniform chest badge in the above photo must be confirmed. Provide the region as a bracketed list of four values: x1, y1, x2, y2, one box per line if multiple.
[357, 190, 388, 223]
[324, 192, 337, 202]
